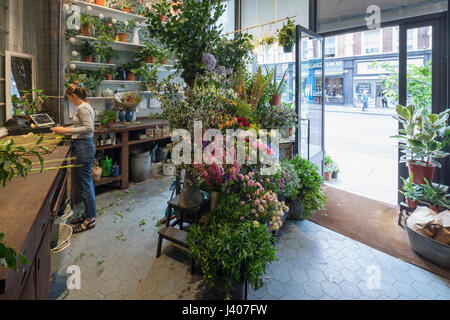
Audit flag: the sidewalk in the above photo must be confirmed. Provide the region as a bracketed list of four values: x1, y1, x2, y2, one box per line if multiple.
[325, 104, 396, 116]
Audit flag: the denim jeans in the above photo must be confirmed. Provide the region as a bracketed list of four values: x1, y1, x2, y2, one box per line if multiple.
[362, 102, 368, 111]
[72, 138, 97, 219]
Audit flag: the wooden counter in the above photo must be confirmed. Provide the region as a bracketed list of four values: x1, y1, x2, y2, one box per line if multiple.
[0, 145, 70, 299]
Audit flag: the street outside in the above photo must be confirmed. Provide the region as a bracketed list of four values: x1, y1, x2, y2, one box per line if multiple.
[324, 105, 398, 205]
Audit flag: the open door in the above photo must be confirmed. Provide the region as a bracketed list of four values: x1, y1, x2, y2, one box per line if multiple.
[295, 25, 325, 174]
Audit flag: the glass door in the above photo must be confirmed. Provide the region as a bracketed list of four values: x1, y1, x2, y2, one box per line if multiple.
[295, 26, 325, 174]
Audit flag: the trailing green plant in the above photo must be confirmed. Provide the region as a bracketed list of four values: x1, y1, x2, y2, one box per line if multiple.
[259, 35, 276, 46]
[421, 178, 449, 209]
[289, 156, 327, 219]
[392, 104, 449, 168]
[214, 33, 254, 73]
[80, 12, 96, 31]
[399, 174, 422, 201]
[133, 63, 160, 88]
[280, 160, 302, 200]
[187, 194, 276, 299]
[145, 0, 225, 86]
[258, 102, 298, 129]
[277, 19, 295, 49]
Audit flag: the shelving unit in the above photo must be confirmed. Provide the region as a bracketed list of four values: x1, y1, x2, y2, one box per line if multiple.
[70, 60, 115, 70]
[74, 35, 145, 53]
[94, 175, 122, 187]
[72, 0, 147, 23]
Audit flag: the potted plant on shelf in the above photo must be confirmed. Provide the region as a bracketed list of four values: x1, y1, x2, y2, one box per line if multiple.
[421, 178, 449, 213]
[134, 63, 160, 91]
[114, 92, 142, 123]
[81, 41, 95, 62]
[124, 60, 142, 81]
[115, 20, 133, 43]
[136, 45, 160, 64]
[392, 105, 449, 185]
[80, 12, 96, 36]
[267, 67, 288, 106]
[99, 109, 116, 127]
[277, 19, 295, 53]
[399, 174, 422, 209]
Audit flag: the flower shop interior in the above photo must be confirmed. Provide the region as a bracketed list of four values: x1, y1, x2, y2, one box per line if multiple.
[0, 0, 449, 302]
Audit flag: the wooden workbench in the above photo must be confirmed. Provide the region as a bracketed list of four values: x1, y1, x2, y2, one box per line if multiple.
[0, 145, 70, 299]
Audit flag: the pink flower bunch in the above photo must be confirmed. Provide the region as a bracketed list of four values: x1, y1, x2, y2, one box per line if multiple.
[194, 159, 241, 192]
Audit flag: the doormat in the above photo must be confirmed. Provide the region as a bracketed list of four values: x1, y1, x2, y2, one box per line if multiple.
[310, 185, 450, 280]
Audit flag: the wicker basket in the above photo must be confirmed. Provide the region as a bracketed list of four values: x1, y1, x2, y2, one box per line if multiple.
[56, 204, 74, 221]
[51, 223, 73, 253]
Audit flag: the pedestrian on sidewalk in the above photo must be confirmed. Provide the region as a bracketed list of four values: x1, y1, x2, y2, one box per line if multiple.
[361, 90, 369, 111]
[381, 90, 388, 108]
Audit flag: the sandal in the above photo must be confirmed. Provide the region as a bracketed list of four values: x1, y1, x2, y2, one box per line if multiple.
[69, 215, 86, 225]
[73, 220, 96, 233]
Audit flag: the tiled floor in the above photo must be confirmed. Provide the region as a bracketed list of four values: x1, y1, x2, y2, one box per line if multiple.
[49, 176, 450, 300]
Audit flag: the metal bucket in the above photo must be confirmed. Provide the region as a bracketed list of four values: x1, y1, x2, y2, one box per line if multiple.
[404, 223, 450, 268]
[130, 151, 152, 182]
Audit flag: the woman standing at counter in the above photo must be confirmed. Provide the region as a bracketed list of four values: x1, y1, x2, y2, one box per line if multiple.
[51, 82, 97, 233]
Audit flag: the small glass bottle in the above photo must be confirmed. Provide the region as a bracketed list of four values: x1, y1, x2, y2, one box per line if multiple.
[105, 134, 112, 145]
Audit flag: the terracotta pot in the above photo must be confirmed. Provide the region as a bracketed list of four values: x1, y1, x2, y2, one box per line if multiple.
[80, 24, 90, 36]
[160, 15, 166, 22]
[127, 72, 135, 81]
[324, 172, 332, 181]
[161, 60, 167, 65]
[105, 74, 113, 80]
[269, 94, 282, 106]
[123, 7, 131, 13]
[118, 33, 129, 43]
[84, 55, 93, 63]
[430, 204, 445, 213]
[406, 198, 418, 210]
[107, 59, 112, 64]
[289, 127, 294, 137]
[146, 56, 156, 63]
[408, 161, 436, 185]
[94, 0, 105, 6]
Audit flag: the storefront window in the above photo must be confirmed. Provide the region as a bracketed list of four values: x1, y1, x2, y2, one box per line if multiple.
[325, 78, 344, 104]
[364, 30, 380, 54]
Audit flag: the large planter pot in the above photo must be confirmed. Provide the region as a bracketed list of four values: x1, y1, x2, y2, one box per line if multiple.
[178, 170, 203, 208]
[405, 222, 450, 268]
[118, 109, 126, 122]
[290, 199, 304, 220]
[118, 32, 129, 43]
[324, 172, 332, 181]
[408, 161, 436, 185]
[269, 94, 282, 106]
[429, 204, 445, 213]
[283, 43, 294, 53]
[406, 198, 418, 210]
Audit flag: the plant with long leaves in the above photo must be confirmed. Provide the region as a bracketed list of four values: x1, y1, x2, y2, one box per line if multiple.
[421, 178, 449, 209]
[392, 104, 450, 167]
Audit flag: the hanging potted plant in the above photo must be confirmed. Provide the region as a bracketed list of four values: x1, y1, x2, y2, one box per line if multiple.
[392, 105, 449, 185]
[421, 179, 449, 213]
[399, 174, 422, 209]
[277, 19, 295, 53]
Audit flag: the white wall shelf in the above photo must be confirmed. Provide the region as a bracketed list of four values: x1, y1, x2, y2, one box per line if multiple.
[101, 80, 142, 85]
[74, 35, 145, 53]
[70, 60, 115, 71]
[72, 1, 147, 23]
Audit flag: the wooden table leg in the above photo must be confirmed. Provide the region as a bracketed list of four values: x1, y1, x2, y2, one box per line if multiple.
[120, 132, 129, 189]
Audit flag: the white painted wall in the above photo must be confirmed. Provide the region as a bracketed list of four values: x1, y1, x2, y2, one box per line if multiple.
[241, 0, 309, 41]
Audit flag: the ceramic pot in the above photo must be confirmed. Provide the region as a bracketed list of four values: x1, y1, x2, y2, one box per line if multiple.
[118, 109, 126, 122]
[269, 94, 282, 106]
[125, 110, 134, 122]
[95, 0, 105, 5]
[160, 15, 166, 22]
[84, 55, 93, 63]
[118, 33, 129, 43]
[406, 198, 418, 210]
[102, 88, 114, 97]
[123, 7, 131, 13]
[80, 24, 90, 36]
[332, 171, 339, 179]
[430, 204, 445, 213]
[283, 44, 294, 53]
[290, 199, 304, 220]
[105, 74, 113, 81]
[178, 170, 203, 208]
[146, 56, 156, 63]
[127, 72, 135, 81]
[324, 172, 332, 181]
[408, 161, 436, 185]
